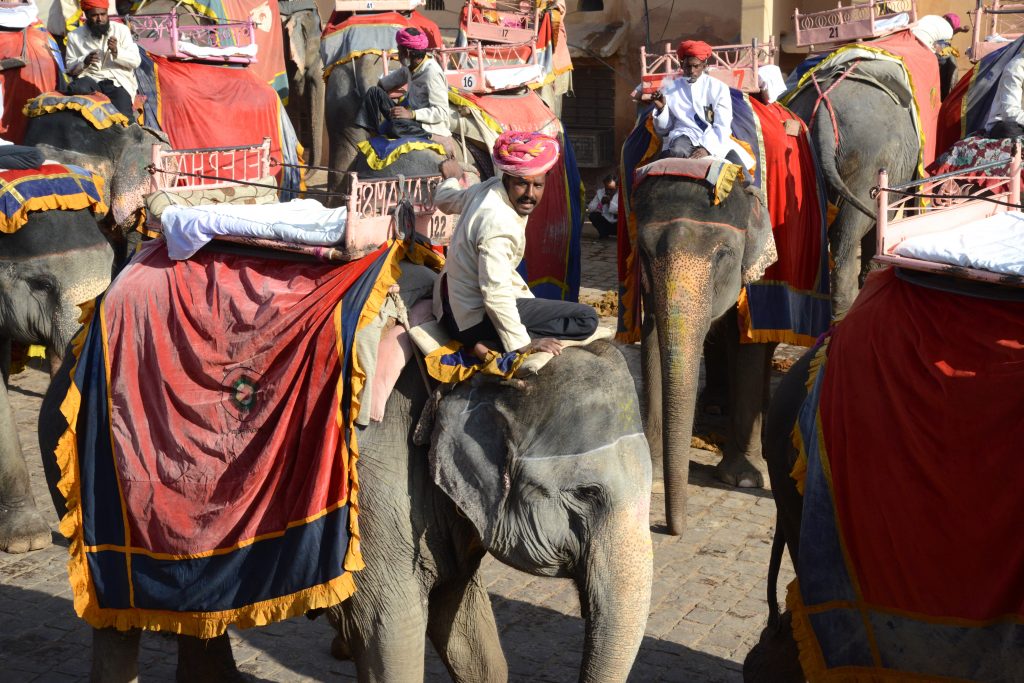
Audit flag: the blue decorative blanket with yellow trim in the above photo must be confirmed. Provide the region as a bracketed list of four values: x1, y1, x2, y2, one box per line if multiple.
[56, 239, 427, 637]
[356, 135, 447, 171]
[23, 92, 129, 130]
[0, 164, 107, 234]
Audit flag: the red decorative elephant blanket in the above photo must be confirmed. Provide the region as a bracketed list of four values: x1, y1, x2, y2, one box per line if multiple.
[790, 268, 1024, 681]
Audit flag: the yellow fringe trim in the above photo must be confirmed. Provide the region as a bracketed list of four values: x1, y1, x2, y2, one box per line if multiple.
[447, 89, 505, 133]
[736, 287, 821, 347]
[356, 139, 448, 171]
[711, 162, 744, 205]
[0, 180, 109, 234]
[23, 99, 129, 131]
[322, 48, 394, 82]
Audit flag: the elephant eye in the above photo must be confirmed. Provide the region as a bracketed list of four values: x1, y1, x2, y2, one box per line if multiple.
[27, 276, 55, 293]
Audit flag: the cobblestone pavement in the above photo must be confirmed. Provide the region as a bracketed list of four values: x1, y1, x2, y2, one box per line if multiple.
[0, 229, 796, 682]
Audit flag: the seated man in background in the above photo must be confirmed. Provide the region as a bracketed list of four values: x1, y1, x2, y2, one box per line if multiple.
[586, 174, 618, 239]
[988, 50, 1024, 139]
[65, 0, 141, 119]
[357, 27, 452, 141]
[651, 40, 746, 165]
[434, 131, 598, 359]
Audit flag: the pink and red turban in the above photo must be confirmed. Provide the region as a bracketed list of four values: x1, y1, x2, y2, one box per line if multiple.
[395, 28, 429, 51]
[676, 40, 713, 61]
[492, 131, 561, 178]
[80, 0, 107, 12]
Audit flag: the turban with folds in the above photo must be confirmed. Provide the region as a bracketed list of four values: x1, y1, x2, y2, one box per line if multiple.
[395, 28, 429, 51]
[676, 40, 713, 61]
[80, 0, 107, 12]
[492, 131, 560, 178]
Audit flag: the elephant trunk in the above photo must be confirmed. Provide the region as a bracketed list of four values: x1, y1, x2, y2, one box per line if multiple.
[576, 498, 653, 682]
[310, 68, 326, 168]
[654, 267, 712, 536]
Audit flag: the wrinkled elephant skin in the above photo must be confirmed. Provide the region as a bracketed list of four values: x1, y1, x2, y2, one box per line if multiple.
[635, 176, 777, 536]
[0, 209, 114, 553]
[283, 8, 326, 167]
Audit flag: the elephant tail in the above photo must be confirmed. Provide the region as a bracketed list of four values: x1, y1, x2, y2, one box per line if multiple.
[766, 523, 786, 631]
[811, 104, 876, 220]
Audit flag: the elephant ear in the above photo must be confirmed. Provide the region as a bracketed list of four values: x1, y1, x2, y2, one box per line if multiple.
[283, 14, 307, 77]
[428, 379, 510, 547]
[741, 186, 778, 285]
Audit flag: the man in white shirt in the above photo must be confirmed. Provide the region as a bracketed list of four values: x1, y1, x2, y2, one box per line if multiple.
[64, 0, 141, 118]
[652, 40, 744, 164]
[586, 174, 618, 239]
[357, 27, 451, 140]
[433, 131, 598, 358]
[987, 52, 1024, 139]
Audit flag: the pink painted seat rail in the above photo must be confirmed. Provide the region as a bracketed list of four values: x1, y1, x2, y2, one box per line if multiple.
[120, 12, 257, 65]
[463, 0, 540, 45]
[793, 0, 917, 50]
[147, 139, 457, 261]
[969, 0, 1024, 62]
[873, 141, 1023, 286]
[436, 40, 540, 93]
[637, 38, 777, 98]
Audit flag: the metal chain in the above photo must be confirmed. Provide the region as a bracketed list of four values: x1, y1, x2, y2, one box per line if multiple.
[269, 158, 346, 174]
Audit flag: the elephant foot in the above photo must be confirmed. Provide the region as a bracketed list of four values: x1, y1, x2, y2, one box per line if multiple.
[715, 455, 764, 489]
[330, 632, 352, 661]
[176, 634, 253, 683]
[0, 499, 51, 554]
[743, 611, 803, 683]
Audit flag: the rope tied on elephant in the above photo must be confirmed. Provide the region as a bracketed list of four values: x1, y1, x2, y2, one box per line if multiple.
[809, 60, 861, 151]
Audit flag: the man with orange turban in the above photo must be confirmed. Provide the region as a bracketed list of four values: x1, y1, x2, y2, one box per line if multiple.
[652, 39, 746, 164]
[65, 0, 140, 118]
[431, 131, 598, 358]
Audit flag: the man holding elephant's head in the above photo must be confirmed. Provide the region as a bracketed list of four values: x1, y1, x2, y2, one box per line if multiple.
[432, 131, 599, 359]
[356, 27, 452, 141]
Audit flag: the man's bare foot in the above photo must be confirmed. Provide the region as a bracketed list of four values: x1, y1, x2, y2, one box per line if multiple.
[472, 342, 494, 360]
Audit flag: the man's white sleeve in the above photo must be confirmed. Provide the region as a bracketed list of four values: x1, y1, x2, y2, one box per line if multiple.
[412, 63, 449, 125]
[65, 31, 86, 73]
[651, 104, 673, 137]
[586, 190, 601, 213]
[994, 56, 1024, 127]
[378, 67, 407, 92]
[113, 24, 141, 69]
[477, 233, 532, 352]
[433, 176, 468, 215]
[608, 192, 619, 216]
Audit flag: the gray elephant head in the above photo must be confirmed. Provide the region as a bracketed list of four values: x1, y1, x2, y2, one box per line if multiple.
[634, 174, 775, 536]
[25, 113, 170, 239]
[430, 341, 653, 681]
[0, 210, 114, 357]
[282, 7, 326, 167]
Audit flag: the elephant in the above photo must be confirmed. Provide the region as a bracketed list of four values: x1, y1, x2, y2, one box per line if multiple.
[784, 76, 919, 317]
[280, 2, 326, 167]
[37, 334, 653, 680]
[634, 174, 777, 536]
[23, 112, 169, 264]
[0, 208, 115, 553]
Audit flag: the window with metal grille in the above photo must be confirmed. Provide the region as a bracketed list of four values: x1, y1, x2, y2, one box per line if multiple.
[562, 64, 615, 167]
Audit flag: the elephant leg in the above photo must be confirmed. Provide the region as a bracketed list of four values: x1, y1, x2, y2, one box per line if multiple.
[332, 581, 428, 682]
[0, 379, 51, 553]
[90, 627, 141, 683]
[829, 205, 875, 318]
[175, 633, 247, 683]
[640, 290, 663, 487]
[742, 610, 803, 683]
[715, 309, 773, 488]
[700, 323, 729, 415]
[426, 571, 508, 683]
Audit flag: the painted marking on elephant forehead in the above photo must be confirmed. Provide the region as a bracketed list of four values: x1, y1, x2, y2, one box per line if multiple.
[521, 432, 646, 460]
[639, 217, 747, 233]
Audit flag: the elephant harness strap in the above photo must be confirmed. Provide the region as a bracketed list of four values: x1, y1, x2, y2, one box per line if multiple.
[808, 60, 861, 149]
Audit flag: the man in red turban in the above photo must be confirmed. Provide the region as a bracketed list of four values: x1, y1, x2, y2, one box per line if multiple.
[64, 0, 141, 118]
[356, 27, 451, 141]
[429, 133, 598, 358]
[651, 39, 749, 165]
